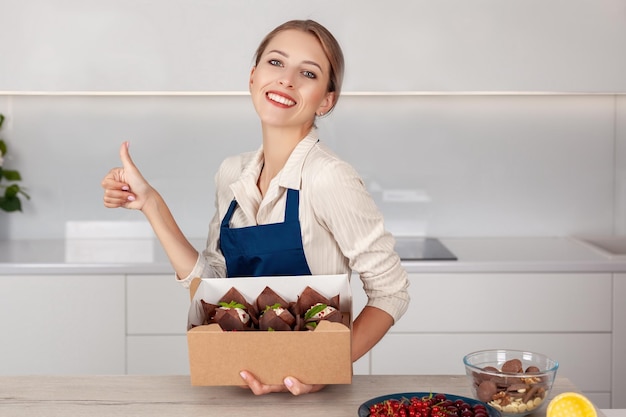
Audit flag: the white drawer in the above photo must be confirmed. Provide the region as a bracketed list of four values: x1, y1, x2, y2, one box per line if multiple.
[393, 273, 612, 332]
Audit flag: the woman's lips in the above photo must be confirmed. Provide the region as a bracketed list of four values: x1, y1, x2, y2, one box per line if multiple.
[266, 92, 296, 107]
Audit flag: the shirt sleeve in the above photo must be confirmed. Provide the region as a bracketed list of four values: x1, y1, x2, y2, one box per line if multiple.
[308, 158, 410, 323]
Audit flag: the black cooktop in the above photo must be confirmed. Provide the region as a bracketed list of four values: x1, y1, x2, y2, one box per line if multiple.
[394, 237, 457, 261]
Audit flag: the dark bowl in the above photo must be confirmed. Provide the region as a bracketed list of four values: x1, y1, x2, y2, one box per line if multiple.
[358, 391, 501, 417]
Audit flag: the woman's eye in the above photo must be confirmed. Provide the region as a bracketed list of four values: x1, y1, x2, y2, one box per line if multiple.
[302, 70, 316, 79]
[268, 59, 282, 67]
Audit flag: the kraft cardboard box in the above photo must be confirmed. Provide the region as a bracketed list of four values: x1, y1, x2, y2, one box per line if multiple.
[187, 274, 352, 386]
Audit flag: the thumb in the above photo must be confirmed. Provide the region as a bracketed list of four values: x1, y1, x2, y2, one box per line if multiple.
[119, 141, 138, 171]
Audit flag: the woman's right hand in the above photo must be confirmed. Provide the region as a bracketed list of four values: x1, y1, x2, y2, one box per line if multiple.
[101, 142, 152, 211]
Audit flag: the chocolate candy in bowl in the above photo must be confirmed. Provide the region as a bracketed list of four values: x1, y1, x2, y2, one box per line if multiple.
[463, 349, 559, 416]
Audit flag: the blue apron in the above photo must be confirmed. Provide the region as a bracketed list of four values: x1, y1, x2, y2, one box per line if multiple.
[219, 188, 312, 277]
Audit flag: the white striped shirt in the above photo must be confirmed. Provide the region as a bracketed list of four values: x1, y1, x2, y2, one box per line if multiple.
[179, 129, 410, 323]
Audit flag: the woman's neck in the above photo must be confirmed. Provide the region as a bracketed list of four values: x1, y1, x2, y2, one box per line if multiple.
[257, 123, 312, 196]
[262, 124, 312, 172]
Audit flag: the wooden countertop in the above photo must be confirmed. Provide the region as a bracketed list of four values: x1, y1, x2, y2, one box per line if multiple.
[0, 375, 605, 417]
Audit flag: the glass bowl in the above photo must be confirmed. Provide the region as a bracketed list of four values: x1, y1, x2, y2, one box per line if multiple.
[463, 349, 559, 416]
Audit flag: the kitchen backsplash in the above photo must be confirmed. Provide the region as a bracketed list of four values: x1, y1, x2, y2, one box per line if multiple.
[0, 93, 624, 240]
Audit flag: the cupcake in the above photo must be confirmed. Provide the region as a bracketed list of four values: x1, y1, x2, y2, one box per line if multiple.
[256, 287, 296, 331]
[294, 286, 342, 330]
[203, 287, 258, 331]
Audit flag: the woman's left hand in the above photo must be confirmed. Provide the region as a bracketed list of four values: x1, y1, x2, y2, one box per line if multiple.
[239, 370, 326, 395]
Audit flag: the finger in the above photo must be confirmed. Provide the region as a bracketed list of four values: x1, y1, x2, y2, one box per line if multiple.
[103, 188, 135, 201]
[101, 175, 130, 192]
[239, 371, 284, 395]
[239, 371, 266, 395]
[103, 190, 136, 208]
[119, 141, 138, 171]
[283, 377, 325, 396]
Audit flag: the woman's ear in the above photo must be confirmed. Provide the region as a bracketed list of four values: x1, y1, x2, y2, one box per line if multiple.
[249, 67, 256, 86]
[317, 91, 336, 115]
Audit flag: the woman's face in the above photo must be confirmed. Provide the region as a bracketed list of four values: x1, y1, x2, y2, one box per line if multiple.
[249, 29, 335, 131]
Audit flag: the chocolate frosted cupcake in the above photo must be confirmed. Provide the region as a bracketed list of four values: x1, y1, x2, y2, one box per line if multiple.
[256, 287, 296, 331]
[204, 287, 258, 331]
[294, 286, 342, 330]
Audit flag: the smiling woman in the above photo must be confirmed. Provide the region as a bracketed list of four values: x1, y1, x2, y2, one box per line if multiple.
[101, 19, 410, 397]
[251, 19, 344, 108]
[248, 22, 343, 147]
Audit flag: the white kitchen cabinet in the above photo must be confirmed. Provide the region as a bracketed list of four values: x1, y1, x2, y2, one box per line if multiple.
[126, 274, 191, 375]
[614, 273, 626, 408]
[0, 262, 621, 408]
[0, 274, 125, 375]
[365, 272, 614, 409]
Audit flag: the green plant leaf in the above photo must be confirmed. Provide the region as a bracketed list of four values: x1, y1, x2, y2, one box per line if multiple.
[305, 321, 318, 330]
[2, 169, 21, 181]
[264, 303, 282, 312]
[0, 196, 22, 212]
[304, 303, 327, 321]
[18, 188, 31, 200]
[218, 301, 246, 310]
[0, 115, 30, 213]
[4, 184, 20, 198]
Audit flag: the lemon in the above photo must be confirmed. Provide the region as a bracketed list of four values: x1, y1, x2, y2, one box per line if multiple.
[547, 392, 597, 417]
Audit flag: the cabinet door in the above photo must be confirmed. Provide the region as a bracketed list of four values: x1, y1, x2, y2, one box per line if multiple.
[0, 274, 125, 374]
[614, 273, 626, 408]
[126, 274, 190, 375]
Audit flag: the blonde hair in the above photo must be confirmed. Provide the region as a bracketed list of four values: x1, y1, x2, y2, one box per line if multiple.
[253, 20, 345, 113]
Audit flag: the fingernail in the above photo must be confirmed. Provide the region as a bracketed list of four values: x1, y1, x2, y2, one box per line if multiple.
[239, 371, 247, 381]
[127, 195, 135, 202]
[122, 186, 129, 191]
[284, 377, 293, 388]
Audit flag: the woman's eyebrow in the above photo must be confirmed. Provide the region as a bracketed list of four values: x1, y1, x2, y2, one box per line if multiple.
[267, 49, 324, 73]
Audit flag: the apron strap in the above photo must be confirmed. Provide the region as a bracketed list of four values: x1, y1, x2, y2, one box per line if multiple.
[221, 199, 238, 228]
[285, 188, 299, 222]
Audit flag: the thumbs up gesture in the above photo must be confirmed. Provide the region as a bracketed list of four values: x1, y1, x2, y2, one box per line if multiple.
[101, 142, 152, 210]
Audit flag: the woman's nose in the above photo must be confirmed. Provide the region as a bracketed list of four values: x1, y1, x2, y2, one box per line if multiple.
[278, 71, 295, 88]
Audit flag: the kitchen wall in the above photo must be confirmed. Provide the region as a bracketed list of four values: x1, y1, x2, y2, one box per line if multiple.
[1, 0, 626, 240]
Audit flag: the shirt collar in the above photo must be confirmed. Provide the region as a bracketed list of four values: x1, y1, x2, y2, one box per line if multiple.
[276, 128, 319, 190]
[229, 128, 319, 209]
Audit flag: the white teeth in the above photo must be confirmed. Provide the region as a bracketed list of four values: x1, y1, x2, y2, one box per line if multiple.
[267, 92, 295, 106]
